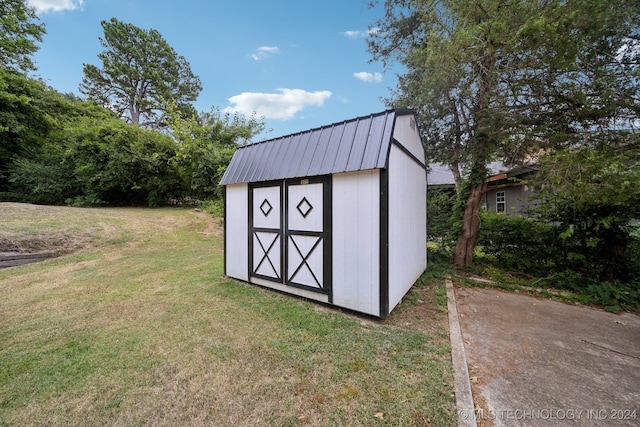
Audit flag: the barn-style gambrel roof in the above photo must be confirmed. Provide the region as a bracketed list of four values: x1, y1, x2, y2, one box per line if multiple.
[220, 109, 414, 185]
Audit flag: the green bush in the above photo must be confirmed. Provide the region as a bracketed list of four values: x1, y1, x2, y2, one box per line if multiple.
[477, 210, 559, 275]
[477, 211, 640, 311]
[59, 117, 184, 207]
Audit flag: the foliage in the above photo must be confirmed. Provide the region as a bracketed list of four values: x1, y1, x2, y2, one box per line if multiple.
[425, 243, 454, 281]
[80, 17, 202, 128]
[9, 110, 183, 207]
[7, 148, 75, 205]
[475, 210, 640, 311]
[63, 116, 183, 206]
[168, 104, 264, 201]
[368, 0, 640, 266]
[425, 188, 455, 244]
[477, 210, 559, 275]
[581, 280, 640, 313]
[0, 0, 45, 73]
[4, 77, 263, 207]
[0, 70, 72, 191]
[533, 139, 640, 280]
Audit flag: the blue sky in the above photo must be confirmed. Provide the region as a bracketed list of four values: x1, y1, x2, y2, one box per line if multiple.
[27, 0, 400, 140]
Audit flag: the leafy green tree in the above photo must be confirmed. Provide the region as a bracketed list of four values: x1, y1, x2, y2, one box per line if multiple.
[168, 104, 264, 201]
[0, 72, 68, 192]
[369, 0, 640, 266]
[0, 0, 45, 73]
[80, 18, 202, 128]
[6, 94, 184, 206]
[63, 116, 182, 206]
[0, 0, 47, 190]
[534, 137, 640, 280]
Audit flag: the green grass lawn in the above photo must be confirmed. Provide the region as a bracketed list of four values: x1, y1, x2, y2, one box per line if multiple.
[0, 203, 455, 426]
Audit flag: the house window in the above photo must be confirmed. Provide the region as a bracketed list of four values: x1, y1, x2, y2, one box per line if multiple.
[496, 191, 505, 213]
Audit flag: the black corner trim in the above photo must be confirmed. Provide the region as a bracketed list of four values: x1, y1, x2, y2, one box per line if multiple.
[247, 184, 254, 281]
[223, 186, 227, 276]
[324, 175, 333, 304]
[379, 168, 389, 318]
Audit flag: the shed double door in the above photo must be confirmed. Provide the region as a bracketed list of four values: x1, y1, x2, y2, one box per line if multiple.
[249, 177, 331, 295]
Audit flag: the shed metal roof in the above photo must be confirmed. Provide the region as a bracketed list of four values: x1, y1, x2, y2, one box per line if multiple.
[220, 110, 408, 185]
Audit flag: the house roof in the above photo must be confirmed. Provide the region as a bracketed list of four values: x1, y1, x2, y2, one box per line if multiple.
[427, 162, 508, 188]
[220, 109, 411, 185]
[485, 164, 538, 183]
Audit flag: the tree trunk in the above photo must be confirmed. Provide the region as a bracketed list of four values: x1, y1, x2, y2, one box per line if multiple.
[452, 181, 486, 266]
[451, 102, 463, 190]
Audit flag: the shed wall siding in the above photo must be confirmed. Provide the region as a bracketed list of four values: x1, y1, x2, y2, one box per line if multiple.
[388, 144, 427, 312]
[225, 184, 249, 281]
[392, 114, 424, 161]
[332, 170, 380, 316]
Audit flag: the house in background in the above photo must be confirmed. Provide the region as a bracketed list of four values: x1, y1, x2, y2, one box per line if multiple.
[220, 109, 427, 318]
[483, 164, 538, 216]
[427, 162, 538, 216]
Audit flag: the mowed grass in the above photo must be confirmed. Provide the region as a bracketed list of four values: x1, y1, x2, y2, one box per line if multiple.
[0, 203, 455, 426]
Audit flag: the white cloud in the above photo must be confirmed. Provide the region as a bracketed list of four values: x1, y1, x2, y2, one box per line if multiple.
[251, 46, 280, 61]
[223, 88, 332, 120]
[353, 72, 383, 83]
[27, 0, 84, 13]
[342, 27, 381, 38]
[343, 30, 362, 39]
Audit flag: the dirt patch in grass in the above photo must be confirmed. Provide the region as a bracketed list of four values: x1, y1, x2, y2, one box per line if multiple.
[0, 231, 95, 254]
[0, 202, 219, 263]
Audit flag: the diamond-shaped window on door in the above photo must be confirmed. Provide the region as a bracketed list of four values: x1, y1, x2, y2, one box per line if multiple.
[296, 197, 313, 218]
[260, 198, 273, 216]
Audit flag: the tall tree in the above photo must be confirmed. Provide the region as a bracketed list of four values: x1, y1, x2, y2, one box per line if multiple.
[80, 18, 202, 128]
[369, 0, 640, 266]
[0, 0, 47, 185]
[0, 0, 45, 73]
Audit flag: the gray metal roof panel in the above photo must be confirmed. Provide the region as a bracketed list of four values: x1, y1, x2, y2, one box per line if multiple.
[345, 117, 372, 171]
[332, 119, 358, 173]
[317, 124, 345, 176]
[361, 112, 392, 169]
[220, 110, 411, 185]
[260, 135, 281, 180]
[376, 112, 396, 168]
[310, 126, 333, 176]
[297, 129, 322, 177]
[293, 131, 315, 178]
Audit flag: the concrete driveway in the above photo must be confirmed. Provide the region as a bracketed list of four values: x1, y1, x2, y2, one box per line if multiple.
[453, 286, 640, 426]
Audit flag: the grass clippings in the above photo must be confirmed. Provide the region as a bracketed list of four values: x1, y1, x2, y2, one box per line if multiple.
[0, 203, 456, 426]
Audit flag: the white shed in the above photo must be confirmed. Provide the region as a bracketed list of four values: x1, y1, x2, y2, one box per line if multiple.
[219, 109, 426, 317]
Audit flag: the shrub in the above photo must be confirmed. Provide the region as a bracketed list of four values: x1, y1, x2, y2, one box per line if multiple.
[477, 211, 559, 275]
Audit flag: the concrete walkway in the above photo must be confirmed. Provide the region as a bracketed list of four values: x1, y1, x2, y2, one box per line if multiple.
[452, 286, 640, 426]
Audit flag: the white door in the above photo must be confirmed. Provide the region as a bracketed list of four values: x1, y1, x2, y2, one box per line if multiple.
[249, 177, 331, 296]
[250, 184, 282, 281]
[286, 181, 327, 292]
